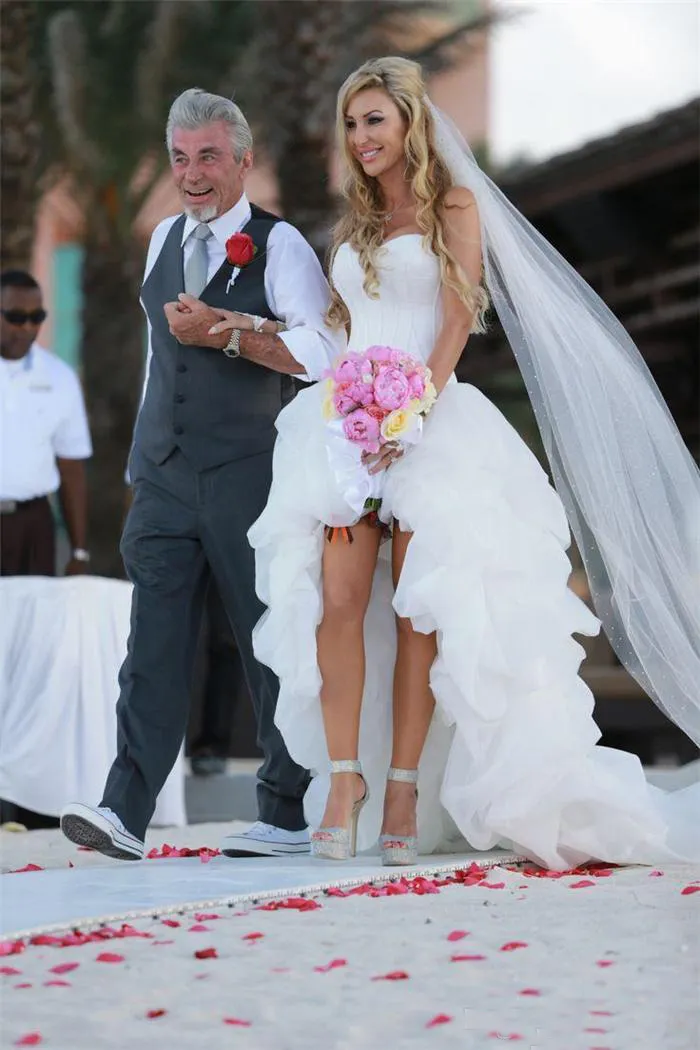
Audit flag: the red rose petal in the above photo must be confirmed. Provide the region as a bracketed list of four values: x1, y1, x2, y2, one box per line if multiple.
[500, 942, 528, 951]
[161, 919, 180, 928]
[14, 983, 32, 989]
[596, 960, 614, 968]
[313, 958, 347, 973]
[195, 947, 218, 959]
[371, 970, 409, 981]
[519, 989, 541, 996]
[10, 864, 44, 873]
[50, 962, 79, 975]
[0, 941, 25, 956]
[188, 924, 210, 932]
[194, 913, 220, 921]
[648, 870, 664, 877]
[450, 953, 486, 962]
[0, 966, 22, 976]
[43, 980, 71, 987]
[569, 879, 596, 888]
[242, 932, 264, 941]
[426, 1014, 453, 1028]
[95, 952, 125, 963]
[681, 885, 700, 895]
[447, 930, 469, 942]
[15, 1035, 42, 1047]
[146, 1009, 167, 1019]
[223, 1017, 251, 1027]
[481, 881, 506, 889]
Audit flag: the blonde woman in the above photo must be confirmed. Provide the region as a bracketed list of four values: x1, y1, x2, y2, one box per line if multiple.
[212, 57, 700, 870]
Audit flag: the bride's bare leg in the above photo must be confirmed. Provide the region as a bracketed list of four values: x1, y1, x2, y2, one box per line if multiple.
[316, 519, 381, 828]
[382, 524, 437, 839]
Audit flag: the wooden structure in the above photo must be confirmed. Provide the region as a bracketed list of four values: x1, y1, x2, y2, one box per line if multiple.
[459, 100, 700, 763]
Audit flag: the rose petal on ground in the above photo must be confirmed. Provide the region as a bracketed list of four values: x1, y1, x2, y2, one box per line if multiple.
[569, 880, 597, 889]
[451, 953, 487, 962]
[0, 941, 25, 956]
[596, 960, 615, 968]
[188, 924, 210, 932]
[480, 881, 506, 889]
[194, 913, 220, 922]
[426, 1014, 453, 1028]
[9, 864, 44, 873]
[519, 989, 541, 996]
[447, 930, 469, 942]
[195, 947, 218, 960]
[500, 942, 528, 951]
[242, 932, 264, 941]
[313, 958, 347, 973]
[161, 919, 180, 928]
[681, 885, 700, 895]
[43, 980, 71, 987]
[585, 1027, 608, 1033]
[14, 983, 32, 989]
[223, 1018, 251, 1027]
[371, 970, 410, 981]
[488, 1033, 523, 1041]
[15, 1034, 42, 1046]
[146, 1009, 167, 1019]
[49, 963, 79, 975]
[0, 966, 22, 975]
[95, 952, 125, 963]
[648, 870, 664, 877]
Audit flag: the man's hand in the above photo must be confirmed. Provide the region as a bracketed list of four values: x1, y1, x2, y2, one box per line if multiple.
[64, 557, 88, 576]
[362, 444, 404, 475]
[164, 294, 227, 348]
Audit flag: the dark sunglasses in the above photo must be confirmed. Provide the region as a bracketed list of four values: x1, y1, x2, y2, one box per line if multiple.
[1, 308, 47, 327]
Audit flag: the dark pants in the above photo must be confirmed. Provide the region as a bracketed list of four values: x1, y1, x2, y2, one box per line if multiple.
[191, 579, 241, 757]
[0, 496, 55, 576]
[101, 446, 309, 840]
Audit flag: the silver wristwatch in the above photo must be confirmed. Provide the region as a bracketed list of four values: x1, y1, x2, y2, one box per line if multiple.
[222, 328, 242, 359]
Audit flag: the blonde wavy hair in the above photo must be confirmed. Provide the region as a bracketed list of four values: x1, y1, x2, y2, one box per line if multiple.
[327, 56, 488, 332]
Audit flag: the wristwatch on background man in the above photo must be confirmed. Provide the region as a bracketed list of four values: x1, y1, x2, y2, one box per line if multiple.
[72, 548, 91, 563]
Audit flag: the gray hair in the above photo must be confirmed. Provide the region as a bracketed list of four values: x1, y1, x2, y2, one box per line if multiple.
[166, 88, 253, 160]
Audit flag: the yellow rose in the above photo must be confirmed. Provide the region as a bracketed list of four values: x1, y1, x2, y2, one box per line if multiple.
[322, 380, 337, 421]
[420, 381, 437, 413]
[381, 408, 420, 442]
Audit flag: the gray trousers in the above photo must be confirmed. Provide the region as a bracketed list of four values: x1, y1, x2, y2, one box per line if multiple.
[101, 446, 309, 839]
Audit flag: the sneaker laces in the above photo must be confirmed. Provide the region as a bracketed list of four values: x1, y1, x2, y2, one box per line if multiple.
[98, 807, 128, 834]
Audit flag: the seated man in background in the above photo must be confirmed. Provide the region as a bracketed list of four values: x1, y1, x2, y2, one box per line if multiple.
[0, 270, 92, 576]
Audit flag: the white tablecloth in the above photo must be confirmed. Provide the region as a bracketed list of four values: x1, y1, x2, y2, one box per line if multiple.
[0, 576, 185, 827]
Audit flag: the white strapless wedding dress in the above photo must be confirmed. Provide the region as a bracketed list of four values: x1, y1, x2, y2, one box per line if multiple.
[249, 236, 700, 870]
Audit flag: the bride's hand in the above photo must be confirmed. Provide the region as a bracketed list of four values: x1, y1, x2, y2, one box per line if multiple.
[205, 308, 254, 336]
[362, 444, 404, 475]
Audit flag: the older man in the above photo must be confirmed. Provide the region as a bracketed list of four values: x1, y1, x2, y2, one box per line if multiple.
[61, 89, 337, 860]
[0, 270, 92, 577]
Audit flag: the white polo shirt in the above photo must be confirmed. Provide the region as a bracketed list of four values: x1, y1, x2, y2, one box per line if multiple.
[0, 343, 93, 501]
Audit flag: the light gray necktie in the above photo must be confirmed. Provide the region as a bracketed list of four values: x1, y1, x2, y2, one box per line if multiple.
[184, 223, 212, 297]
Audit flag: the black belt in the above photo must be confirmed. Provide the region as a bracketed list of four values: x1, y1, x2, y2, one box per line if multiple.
[0, 496, 49, 514]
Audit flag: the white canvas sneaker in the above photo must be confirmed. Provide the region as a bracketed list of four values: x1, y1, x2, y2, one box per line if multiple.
[60, 803, 145, 861]
[221, 821, 311, 857]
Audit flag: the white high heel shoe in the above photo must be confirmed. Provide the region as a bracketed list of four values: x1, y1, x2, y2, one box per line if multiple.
[310, 760, 369, 860]
[380, 767, 419, 866]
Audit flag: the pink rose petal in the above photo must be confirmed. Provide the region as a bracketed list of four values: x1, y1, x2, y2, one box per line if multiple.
[481, 881, 506, 889]
[10, 864, 44, 873]
[648, 870, 664, 877]
[590, 1010, 614, 1016]
[95, 952, 125, 963]
[43, 980, 71, 987]
[596, 960, 615, 968]
[446, 930, 469, 942]
[50, 962, 79, 975]
[569, 880, 596, 889]
[681, 885, 700, 895]
[371, 970, 409, 981]
[451, 954, 486, 962]
[500, 942, 528, 951]
[188, 924, 210, 932]
[242, 932, 264, 941]
[313, 958, 347, 973]
[15, 1035, 42, 1047]
[223, 1018, 251, 1027]
[161, 919, 180, 928]
[0, 966, 22, 976]
[519, 989, 541, 996]
[14, 983, 32, 989]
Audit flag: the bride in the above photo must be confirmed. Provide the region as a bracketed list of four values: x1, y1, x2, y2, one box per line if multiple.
[213, 56, 700, 871]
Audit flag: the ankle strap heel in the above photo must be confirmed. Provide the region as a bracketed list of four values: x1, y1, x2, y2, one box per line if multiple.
[387, 767, 418, 785]
[311, 760, 369, 861]
[331, 760, 363, 775]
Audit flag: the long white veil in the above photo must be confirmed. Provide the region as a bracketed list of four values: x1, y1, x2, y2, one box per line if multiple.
[428, 102, 700, 747]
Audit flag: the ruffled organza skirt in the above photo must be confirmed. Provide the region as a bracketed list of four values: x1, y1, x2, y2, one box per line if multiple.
[249, 381, 700, 870]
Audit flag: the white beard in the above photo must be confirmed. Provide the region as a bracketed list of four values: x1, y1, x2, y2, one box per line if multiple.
[184, 203, 218, 222]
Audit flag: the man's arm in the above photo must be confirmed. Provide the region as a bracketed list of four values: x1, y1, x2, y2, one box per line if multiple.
[56, 457, 88, 575]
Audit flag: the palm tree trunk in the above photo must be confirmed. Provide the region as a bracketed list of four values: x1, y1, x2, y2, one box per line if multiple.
[0, 0, 42, 270]
[80, 211, 145, 577]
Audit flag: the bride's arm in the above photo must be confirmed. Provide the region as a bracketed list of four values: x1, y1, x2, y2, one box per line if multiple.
[427, 187, 483, 393]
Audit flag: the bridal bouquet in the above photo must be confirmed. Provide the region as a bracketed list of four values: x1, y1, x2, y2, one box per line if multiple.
[322, 346, 437, 454]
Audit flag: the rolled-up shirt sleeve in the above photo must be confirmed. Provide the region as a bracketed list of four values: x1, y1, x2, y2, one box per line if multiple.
[264, 223, 345, 381]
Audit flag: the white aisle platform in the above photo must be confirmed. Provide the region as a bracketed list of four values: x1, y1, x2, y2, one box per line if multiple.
[0, 575, 185, 827]
[1, 850, 519, 937]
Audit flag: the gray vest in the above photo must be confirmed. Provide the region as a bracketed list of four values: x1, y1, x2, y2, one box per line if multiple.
[135, 205, 295, 470]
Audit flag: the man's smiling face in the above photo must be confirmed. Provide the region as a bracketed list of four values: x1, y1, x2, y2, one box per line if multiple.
[170, 121, 252, 221]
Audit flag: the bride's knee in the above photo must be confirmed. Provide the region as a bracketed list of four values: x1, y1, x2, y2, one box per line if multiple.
[321, 579, 370, 626]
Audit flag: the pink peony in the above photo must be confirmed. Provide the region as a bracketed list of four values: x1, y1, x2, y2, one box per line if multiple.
[343, 409, 381, 452]
[373, 366, 411, 411]
[335, 358, 362, 383]
[365, 345, 393, 363]
[346, 381, 374, 407]
[408, 372, 426, 400]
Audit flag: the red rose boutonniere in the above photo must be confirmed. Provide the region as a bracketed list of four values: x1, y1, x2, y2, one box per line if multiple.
[225, 232, 257, 267]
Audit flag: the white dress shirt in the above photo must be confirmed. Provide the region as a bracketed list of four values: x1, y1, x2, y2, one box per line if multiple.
[0, 343, 93, 501]
[140, 193, 342, 398]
